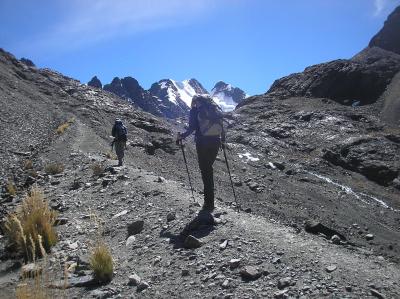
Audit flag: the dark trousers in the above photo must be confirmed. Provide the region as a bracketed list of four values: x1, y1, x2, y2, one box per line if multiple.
[196, 139, 220, 209]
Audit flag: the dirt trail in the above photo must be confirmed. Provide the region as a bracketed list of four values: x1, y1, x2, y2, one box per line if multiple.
[29, 120, 400, 298]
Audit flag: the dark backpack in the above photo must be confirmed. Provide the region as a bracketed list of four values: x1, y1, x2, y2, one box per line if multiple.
[197, 102, 224, 137]
[113, 121, 127, 141]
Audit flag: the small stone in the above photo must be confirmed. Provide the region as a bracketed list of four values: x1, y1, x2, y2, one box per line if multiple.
[331, 234, 341, 244]
[184, 235, 203, 249]
[277, 277, 292, 289]
[126, 236, 136, 246]
[69, 241, 79, 250]
[156, 176, 166, 183]
[219, 240, 228, 250]
[366, 234, 374, 241]
[127, 220, 144, 236]
[128, 273, 141, 286]
[181, 269, 190, 276]
[326, 265, 337, 273]
[137, 281, 149, 292]
[167, 212, 176, 222]
[229, 259, 241, 269]
[345, 286, 352, 292]
[370, 289, 386, 299]
[112, 209, 128, 219]
[240, 266, 261, 280]
[222, 279, 230, 289]
[55, 218, 68, 225]
[274, 289, 288, 299]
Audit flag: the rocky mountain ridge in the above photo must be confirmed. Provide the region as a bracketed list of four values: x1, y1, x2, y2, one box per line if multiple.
[89, 76, 247, 117]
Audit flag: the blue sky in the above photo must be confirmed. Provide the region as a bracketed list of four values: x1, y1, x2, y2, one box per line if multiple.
[1, 0, 399, 95]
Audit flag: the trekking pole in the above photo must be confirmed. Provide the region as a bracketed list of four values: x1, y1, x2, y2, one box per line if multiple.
[178, 139, 196, 203]
[222, 143, 240, 211]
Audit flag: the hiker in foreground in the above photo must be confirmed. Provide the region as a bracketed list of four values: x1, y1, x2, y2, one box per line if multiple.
[176, 95, 225, 211]
[111, 118, 127, 166]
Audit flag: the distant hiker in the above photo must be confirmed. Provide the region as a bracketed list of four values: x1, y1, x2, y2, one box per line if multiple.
[176, 95, 225, 211]
[111, 118, 127, 166]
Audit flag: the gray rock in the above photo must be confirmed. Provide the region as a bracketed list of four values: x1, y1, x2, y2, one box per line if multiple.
[181, 269, 190, 276]
[184, 235, 203, 249]
[167, 212, 176, 222]
[219, 240, 228, 250]
[366, 234, 375, 241]
[126, 236, 136, 246]
[326, 265, 337, 273]
[240, 266, 262, 280]
[277, 277, 292, 289]
[229, 258, 241, 269]
[370, 289, 386, 299]
[137, 281, 149, 292]
[127, 220, 144, 236]
[274, 289, 288, 299]
[331, 234, 341, 244]
[128, 273, 141, 286]
[221, 279, 230, 289]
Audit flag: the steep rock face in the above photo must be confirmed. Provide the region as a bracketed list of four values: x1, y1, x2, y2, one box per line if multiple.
[103, 76, 164, 117]
[267, 47, 400, 105]
[87, 76, 102, 89]
[323, 137, 400, 186]
[148, 79, 190, 118]
[187, 78, 208, 95]
[369, 5, 400, 55]
[211, 81, 247, 111]
[381, 71, 400, 126]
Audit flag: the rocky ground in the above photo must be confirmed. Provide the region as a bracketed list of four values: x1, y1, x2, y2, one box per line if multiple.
[1, 46, 400, 298]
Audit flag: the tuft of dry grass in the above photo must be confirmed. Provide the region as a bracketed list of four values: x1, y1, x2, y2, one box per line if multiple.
[3, 186, 58, 262]
[105, 151, 118, 160]
[6, 180, 17, 196]
[24, 160, 34, 170]
[56, 118, 75, 135]
[91, 163, 105, 176]
[89, 241, 113, 283]
[26, 169, 39, 178]
[44, 163, 64, 175]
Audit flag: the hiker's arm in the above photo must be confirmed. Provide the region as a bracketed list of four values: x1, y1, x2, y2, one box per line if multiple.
[180, 109, 197, 139]
[111, 125, 116, 137]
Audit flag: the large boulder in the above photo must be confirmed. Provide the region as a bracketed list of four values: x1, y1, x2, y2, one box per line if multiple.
[323, 136, 400, 186]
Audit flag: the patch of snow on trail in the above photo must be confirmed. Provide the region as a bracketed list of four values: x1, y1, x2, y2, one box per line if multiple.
[238, 152, 259, 162]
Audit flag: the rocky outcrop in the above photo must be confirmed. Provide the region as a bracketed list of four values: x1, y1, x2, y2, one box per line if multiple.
[267, 47, 400, 106]
[87, 76, 102, 89]
[20, 58, 35, 67]
[369, 6, 400, 55]
[323, 137, 400, 186]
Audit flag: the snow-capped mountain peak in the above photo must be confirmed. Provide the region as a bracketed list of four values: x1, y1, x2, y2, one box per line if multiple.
[211, 81, 247, 112]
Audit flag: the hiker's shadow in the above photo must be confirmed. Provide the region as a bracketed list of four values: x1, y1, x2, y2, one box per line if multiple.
[159, 210, 216, 249]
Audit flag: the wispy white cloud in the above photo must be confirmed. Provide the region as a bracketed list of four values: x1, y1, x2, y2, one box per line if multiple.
[23, 0, 227, 53]
[372, 0, 399, 16]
